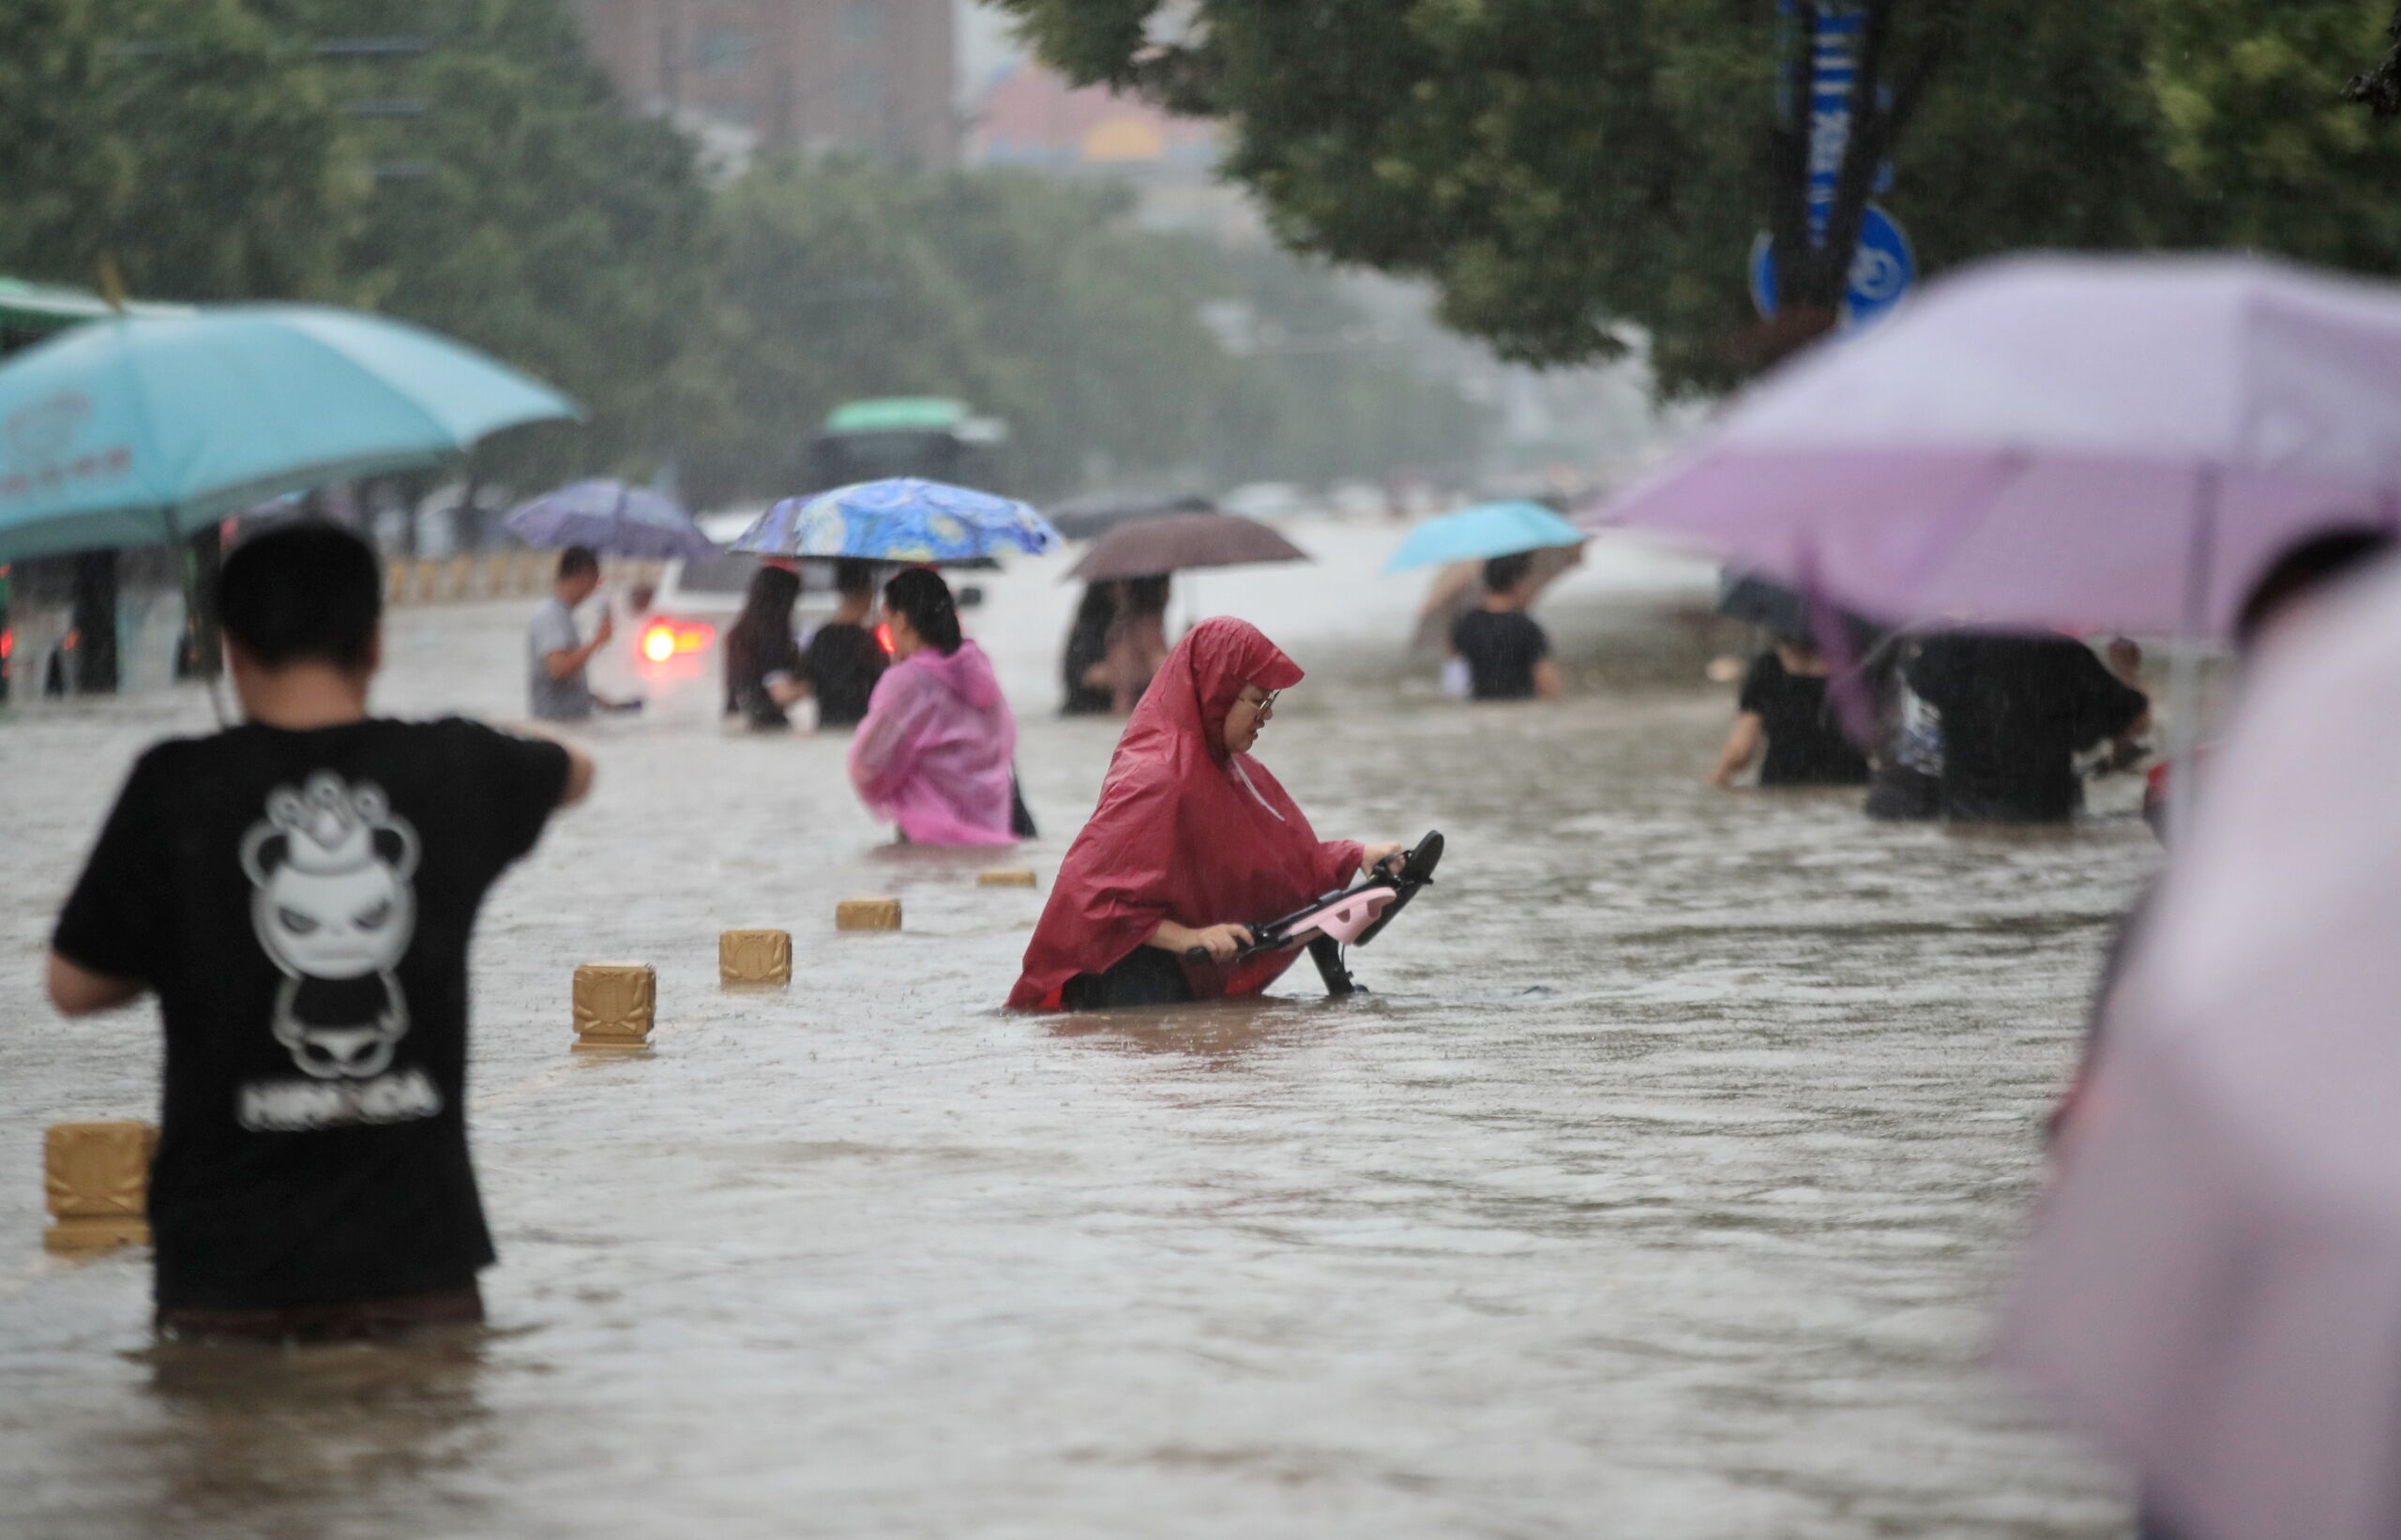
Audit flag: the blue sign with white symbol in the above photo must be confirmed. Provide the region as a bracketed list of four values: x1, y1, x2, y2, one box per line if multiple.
[1748, 203, 1916, 330]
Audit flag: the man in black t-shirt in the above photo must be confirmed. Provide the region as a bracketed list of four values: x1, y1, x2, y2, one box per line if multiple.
[46, 523, 593, 1341]
[1904, 631, 2147, 823]
[803, 557, 889, 729]
[1450, 551, 1563, 702]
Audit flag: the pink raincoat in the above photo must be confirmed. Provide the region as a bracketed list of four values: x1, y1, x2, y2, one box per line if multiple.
[847, 639, 1019, 846]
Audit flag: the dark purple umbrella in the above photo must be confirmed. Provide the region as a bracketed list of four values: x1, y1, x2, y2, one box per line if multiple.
[1064, 511, 1307, 582]
[503, 478, 716, 562]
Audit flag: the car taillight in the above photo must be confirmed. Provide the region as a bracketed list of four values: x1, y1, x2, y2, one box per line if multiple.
[875, 623, 895, 655]
[642, 621, 714, 663]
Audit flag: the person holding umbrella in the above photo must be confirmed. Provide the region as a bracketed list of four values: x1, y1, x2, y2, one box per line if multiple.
[1386, 501, 1584, 702]
[847, 568, 1019, 846]
[803, 558, 889, 731]
[1452, 551, 1564, 702]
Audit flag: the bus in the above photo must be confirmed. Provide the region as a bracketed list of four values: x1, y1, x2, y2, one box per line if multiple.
[804, 398, 1007, 491]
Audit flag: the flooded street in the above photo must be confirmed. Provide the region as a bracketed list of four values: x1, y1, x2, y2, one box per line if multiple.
[0, 522, 2151, 1538]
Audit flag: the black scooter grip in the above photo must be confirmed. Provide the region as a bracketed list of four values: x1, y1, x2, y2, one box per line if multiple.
[1184, 946, 1210, 964]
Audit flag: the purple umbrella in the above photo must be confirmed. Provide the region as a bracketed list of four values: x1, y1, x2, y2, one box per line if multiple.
[1588, 253, 2401, 838]
[2000, 562, 2401, 1540]
[1587, 253, 2401, 641]
[502, 478, 716, 562]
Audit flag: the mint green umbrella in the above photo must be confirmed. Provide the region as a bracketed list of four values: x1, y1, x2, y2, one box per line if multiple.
[0, 305, 577, 562]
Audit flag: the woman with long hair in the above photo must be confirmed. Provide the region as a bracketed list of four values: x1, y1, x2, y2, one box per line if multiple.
[723, 565, 805, 730]
[847, 567, 1019, 844]
[1009, 617, 1400, 1011]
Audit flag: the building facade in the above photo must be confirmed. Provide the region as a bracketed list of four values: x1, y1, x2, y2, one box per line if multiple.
[575, 0, 957, 166]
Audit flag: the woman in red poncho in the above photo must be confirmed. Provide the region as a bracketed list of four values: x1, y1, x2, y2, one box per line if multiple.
[1009, 617, 1400, 1011]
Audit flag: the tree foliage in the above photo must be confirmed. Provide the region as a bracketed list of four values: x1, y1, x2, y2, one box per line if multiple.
[994, 0, 2401, 390]
[0, 0, 363, 302]
[0, 0, 1483, 502]
[686, 159, 1483, 504]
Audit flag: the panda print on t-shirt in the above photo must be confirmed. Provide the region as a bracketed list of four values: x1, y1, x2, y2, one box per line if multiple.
[235, 771, 442, 1131]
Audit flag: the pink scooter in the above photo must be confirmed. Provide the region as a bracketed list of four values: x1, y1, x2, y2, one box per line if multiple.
[1187, 830, 1444, 996]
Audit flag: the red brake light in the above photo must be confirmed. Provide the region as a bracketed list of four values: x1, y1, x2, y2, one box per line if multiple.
[642, 621, 714, 665]
[875, 624, 895, 655]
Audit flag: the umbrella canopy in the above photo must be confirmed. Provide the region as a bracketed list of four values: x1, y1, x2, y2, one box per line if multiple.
[1586, 253, 2401, 640]
[2000, 562, 2401, 1540]
[730, 477, 1058, 563]
[0, 305, 576, 563]
[1047, 488, 1217, 541]
[1383, 500, 1586, 573]
[504, 478, 715, 562]
[1065, 511, 1308, 583]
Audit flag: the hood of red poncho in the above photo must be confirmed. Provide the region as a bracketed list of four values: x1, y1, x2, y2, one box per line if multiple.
[1007, 617, 1360, 1010]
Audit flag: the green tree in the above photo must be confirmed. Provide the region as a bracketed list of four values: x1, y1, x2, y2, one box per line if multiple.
[255, 0, 723, 488]
[0, 0, 363, 302]
[988, 0, 2236, 388]
[687, 158, 1482, 504]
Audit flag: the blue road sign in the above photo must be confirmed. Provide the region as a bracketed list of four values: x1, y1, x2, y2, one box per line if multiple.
[1748, 204, 1917, 330]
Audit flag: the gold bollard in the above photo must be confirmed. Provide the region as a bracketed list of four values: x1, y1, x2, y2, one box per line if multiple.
[414, 558, 442, 604]
[43, 1121, 158, 1254]
[385, 560, 410, 605]
[977, 869, 1037, 888]
[446, 554, 473, 600]
[719, 929, 792, 986]
[572, 961, 656, 1051]
[836, 898, 902, 931]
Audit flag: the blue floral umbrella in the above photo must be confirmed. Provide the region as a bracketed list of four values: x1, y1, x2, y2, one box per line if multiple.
[729, 477, 1058, 564]
[503, 478, 716, 562]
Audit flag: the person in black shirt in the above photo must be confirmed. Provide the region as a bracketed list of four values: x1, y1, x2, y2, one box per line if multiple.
[1450, 551, 1563, 702]
[723, 565, 805, 730]
[1905, 631, 2148, 823]
[1709, 636, 1871, 789]
[803, 557, 888, 730]
[45, 523, 592, 1342]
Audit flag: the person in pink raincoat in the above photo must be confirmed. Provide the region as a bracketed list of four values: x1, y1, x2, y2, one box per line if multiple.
[847, 568, 1019, 846]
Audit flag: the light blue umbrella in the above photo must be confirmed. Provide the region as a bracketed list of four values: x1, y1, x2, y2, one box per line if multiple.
[730, 477, 1059, 564]
[1383, 500, 1589, 573]
[503, 478, 715, 562]
[0, 305, 577, 562]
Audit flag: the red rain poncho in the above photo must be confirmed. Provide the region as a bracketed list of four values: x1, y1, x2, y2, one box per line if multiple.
[1008, 617, 1363, 1010]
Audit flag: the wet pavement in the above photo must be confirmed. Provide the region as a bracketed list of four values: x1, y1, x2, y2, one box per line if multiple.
[0, 522, 2152, 1538]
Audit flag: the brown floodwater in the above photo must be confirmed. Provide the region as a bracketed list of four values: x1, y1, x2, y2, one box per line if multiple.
[0, 524, 2152, 1537]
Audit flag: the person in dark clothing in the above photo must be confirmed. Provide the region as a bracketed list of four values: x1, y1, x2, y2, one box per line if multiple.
[804, 557, 887, 730]
[1061, 583, 1116, 716]
[1862, 634, 1945, 820]
[1709, 636, 1871, 788]
[1905, 632, 2149, 823]
[1451, 551, 1562, 702]
[45, 523, 593, 1343]
[722, 565, 805, 730]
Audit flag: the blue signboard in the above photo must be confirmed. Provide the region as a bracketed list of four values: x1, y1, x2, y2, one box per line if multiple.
[1748, 203, 1916, 329]
[1805, 7, 1865, 246]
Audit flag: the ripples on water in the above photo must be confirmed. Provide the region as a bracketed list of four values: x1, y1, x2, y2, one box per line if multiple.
[0, 533, 2152, 1537]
